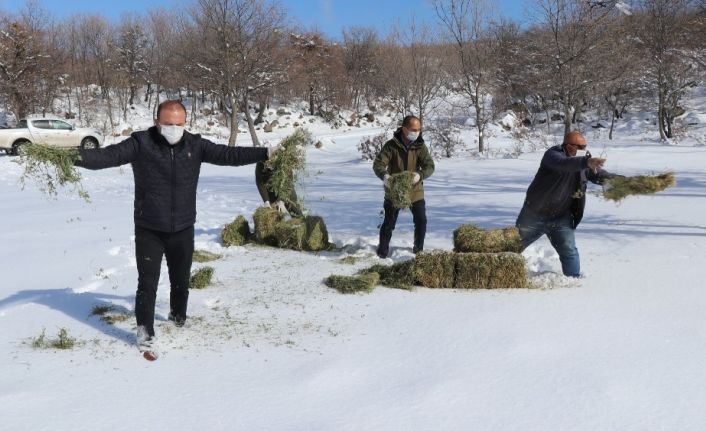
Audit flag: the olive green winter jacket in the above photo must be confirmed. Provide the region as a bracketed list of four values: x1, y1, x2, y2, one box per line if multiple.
[373, 128, 435, 203]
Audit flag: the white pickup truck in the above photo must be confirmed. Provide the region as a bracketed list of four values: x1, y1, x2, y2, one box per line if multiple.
[0, 117, 104, 155]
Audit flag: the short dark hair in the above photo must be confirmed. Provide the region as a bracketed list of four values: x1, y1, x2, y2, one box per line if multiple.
[157, 100, 187, 120]
[402, 115, 421, 128]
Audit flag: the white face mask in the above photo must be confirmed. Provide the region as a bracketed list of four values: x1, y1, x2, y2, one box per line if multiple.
[159, 124, 185, 145]
[575, 149, 587, 158]
[406, 131, 420, 142]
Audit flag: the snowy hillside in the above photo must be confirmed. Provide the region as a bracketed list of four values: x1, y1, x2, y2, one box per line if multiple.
[2, 89, 706, 430]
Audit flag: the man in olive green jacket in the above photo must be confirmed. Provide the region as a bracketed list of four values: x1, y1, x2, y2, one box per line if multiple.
[373, 115, 435, 258]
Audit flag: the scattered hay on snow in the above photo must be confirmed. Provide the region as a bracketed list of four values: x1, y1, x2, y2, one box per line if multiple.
[16, 143, 89, 201]
[325, 272, 379, 294]
[359, 260, 415, 290]
[602, 172, 676, 202]
[193, 250, 223, 263]
[453, 224, 523, 253]
[190, 267, 214, 290]
[221, 215, 252, 247]
[387, 171, 415, 209]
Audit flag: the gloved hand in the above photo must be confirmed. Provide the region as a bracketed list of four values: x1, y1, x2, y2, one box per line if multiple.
[274, 200, 289, 215]
[267, 144, 281, 159]
[412, 173, 421, 184]
[383, 174, 391, 188]
[262, 200, 271, 208]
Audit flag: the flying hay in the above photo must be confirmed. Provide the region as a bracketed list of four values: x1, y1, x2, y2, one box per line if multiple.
[265, 129, 311, 211]
[602, 172, 676, 202]
[16, 143, 89, 201]
[453, 224, 523, 253]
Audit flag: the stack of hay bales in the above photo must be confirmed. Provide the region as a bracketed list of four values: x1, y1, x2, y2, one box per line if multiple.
[342, 224, 528, 293]
[602, 172, 676, 202]
[221, 207, 330, 252]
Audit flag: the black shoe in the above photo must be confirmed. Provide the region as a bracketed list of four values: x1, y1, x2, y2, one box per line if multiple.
[168, 312, 185, 327]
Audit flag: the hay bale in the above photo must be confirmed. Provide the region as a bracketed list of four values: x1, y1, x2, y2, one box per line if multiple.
[413, 251, 456, 289]
[453, 224, 523, 253]
[388, 171, 415, 209]
[360, 260, 415, 290]
[325, 272, 379, 294]
[17, 143, 89, 201]
[253, 207, 284, 245]
[274, 218, 307, 250]
[190, 267, 214, 290]
[304, 215, 329, 251]
[192, 250, 223, 263]
[221, 215, 251, 246]
[603, 172, 676, 202]
[454, 252, 528, 289]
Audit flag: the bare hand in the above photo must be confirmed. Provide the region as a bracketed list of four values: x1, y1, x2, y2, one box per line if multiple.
[587, 157, 606, 173]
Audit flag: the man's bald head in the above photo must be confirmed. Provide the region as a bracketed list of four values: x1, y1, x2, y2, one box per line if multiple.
[562, 131, 587, 156]
[156, 100, 187, 123]
[563, 131, 586, 147]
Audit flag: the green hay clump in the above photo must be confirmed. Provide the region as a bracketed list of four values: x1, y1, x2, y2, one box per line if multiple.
[90, 304, 131, 325]
[303, 215, 329, 251]
[253, 207, 284, 245]
[360, 259, 415, 290]
[193, 249, 223, 262]
[325, 272, 380, 294]
[265, 129, 311, 211]
[602, 172, 676, 202]
[275, 218, 307, 250]
[388, 171, 415, 209]
[15, 143, 89, 201]
[454, 252, 528, 289]
[453, 224, 523, 253]
[413, 251, 456, 289]
[221, 215, 252, 246]
[338, 256, 360, 265]
[190, 266, 214, 290]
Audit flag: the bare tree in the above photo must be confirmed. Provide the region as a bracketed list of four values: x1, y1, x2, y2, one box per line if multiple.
[189, 0, 288, 146]
[434, 0, 497, 152]
[632, 0, 701, 140]
[342, 27, 379, 113]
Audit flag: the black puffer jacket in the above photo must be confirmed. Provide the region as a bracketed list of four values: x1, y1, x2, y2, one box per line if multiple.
[524, 145, 616, 228]
[76, 126, 268, 232]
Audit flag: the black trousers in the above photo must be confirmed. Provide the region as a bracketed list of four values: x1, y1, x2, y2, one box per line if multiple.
[134, 225, 194, 336]
[377, 199, 427, 257]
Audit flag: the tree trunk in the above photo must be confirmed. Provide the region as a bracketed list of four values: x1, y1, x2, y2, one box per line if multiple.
[227, 93, 239, 146]
[242, 96, 261, 147]
[309, 85, 315, 116]
[609, 111, 616, 140]
[658, 92, 667, 141]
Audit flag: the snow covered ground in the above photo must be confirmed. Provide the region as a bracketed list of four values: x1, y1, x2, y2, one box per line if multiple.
[2, 93, 706, 430]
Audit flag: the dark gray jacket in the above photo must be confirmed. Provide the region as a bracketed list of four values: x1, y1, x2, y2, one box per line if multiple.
[76, 126, 268, 232]
[524, 145, 616, 228]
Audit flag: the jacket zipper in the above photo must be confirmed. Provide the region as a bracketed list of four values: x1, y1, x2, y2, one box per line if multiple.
[170, 147, 175, 231]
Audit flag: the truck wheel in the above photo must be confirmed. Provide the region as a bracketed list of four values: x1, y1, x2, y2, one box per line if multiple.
[11, 140, 29, 156]
[80, 137, 99, 149]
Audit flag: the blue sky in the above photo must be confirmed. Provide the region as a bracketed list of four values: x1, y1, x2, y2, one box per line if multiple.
[0, 0, 529, 38]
